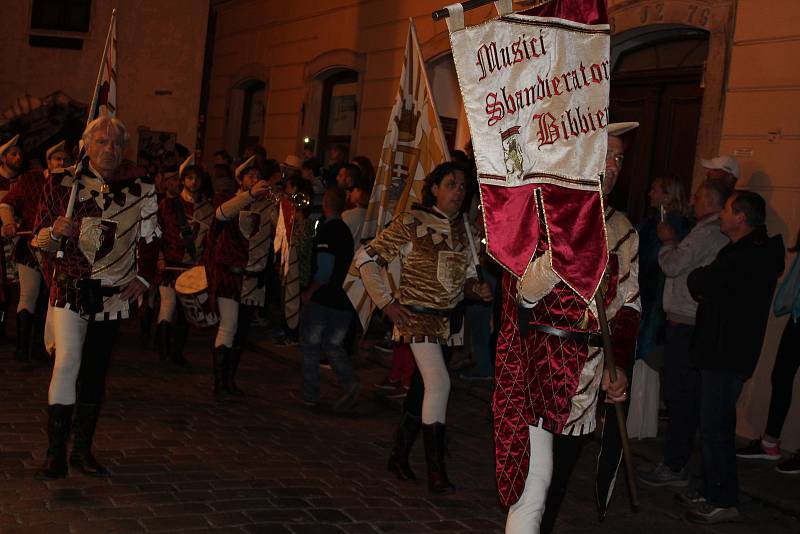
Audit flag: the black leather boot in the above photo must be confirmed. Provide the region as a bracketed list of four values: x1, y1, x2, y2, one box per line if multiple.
[213, 346, 232, 399]
[422, 422, 455, 494]
[69, 403, 111, 477]
[170, 323, 190, 368]
[227, 348, 244, 395]
[34, 404, 74, 480]
[387, 412, 421, 481]
[156, 321, 171, 364]
[15, 310, 33, 362]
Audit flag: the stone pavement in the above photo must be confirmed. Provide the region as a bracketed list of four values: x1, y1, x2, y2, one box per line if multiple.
[0, 321, 797, 533]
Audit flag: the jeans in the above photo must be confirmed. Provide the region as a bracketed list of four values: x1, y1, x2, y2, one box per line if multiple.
[663, 322, 700, 470]
[300, 301, 357, 403]
[699, 369, 744, 508]
[765, 319, 800, 438]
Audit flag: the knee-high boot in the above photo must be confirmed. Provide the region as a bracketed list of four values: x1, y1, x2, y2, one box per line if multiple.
[170, 323, 190, 368]
[213, 346, 232, 399]
[388, 411, 421, 481]
[228, 348, 244, 395]
[15, 310, 34, 362]
[34, 404, 74, 480]
[69, 402, 111, 477]
[422, 422, 455, 494]
[156, 321, 171, 364]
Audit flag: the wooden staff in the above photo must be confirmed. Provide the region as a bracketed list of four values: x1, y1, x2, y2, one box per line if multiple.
[595, 287, 639, 510]
[432, 0, 553, 21]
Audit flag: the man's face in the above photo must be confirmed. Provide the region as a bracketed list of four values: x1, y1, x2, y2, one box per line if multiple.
[165, 173, 182, 196]
[432, 170, 466, 217]
[718, 195, 741, 238]
[336, 167, 352, 189]
[47, 151, 68, 172]
[86, 127, 124, 175]
[240, 169, 262, 190]
[183, 171, 203, 195]
[3, 147, 23, 173]
[603, 136, 624, 196]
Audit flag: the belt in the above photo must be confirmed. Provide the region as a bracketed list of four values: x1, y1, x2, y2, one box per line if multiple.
[408, 305, 454, 317]
[530, 323, 604, 348]
[225, 265, 261, 277]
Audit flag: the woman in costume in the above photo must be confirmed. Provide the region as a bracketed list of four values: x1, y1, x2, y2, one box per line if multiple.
[354, 162, 491, 493]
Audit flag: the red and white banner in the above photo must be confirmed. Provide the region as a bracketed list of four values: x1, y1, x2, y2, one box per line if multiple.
[446, 0, 610, 301]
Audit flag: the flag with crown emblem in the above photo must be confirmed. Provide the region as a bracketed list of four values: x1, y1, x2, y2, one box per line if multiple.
[344, 19, 451, 329]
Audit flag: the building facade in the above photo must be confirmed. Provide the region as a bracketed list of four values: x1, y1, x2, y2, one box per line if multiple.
[0, 0, 209, 163]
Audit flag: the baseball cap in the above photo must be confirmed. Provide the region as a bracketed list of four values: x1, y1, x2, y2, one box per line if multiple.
[700, 155, 740, 179]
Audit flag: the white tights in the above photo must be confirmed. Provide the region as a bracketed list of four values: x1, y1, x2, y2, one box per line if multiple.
[47, 307, 89, 405]
[505, 424, 554, 534]
[17, 263, 41, 314]
[410, 342, 450, 424]
[214, 297, 239, 348]
[157, 285, 177, 323]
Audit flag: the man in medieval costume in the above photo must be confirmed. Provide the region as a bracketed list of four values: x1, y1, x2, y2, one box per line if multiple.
[156, 154, 214, 366]
[499, 123, 641, 533]
[33, 116, 160, 480]
[0, 134, 24, 341]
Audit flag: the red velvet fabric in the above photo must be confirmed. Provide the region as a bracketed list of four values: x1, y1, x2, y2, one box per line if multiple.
[480, 183, 539, 278]
[521, 0, 609, 25]
[610, 305, 640, 371]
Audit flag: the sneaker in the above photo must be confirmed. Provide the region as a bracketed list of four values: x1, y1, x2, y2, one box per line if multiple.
[776, 453, 800, 475]
[383, 384, 409, 399]
[637, 463, 689, 487]
[685, 503, 741, 524]
[736, 438, 781, 460]
[333, 383, 361, 413]
[374, 376, 400, 390]
[674, 489, 707, 507]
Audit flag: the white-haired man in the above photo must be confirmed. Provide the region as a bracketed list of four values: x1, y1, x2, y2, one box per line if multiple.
[0, 140, 70, 362]
[32, 116, 160, 480]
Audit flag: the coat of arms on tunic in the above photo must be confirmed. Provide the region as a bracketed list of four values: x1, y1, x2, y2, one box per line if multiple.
[78, 218, 118, 264]
[436, 250, 467, 295]
[501, 126, 525, 182]
[239, 211, 261, 238]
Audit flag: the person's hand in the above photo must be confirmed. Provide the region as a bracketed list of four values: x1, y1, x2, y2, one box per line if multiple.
[52, 216, 76, 239]
[383, 301, 412, 328]
[602, 366, 628, 403]
[472, 281, 492, 302]
[1, 222, 17, 238]
[119, 277, 148, 301]
[249, 180, 272, 200]
[656, 222, 677, 243]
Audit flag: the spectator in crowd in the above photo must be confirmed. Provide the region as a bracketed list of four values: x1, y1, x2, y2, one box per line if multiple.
[213, 149, 233, 168]
[700, 154, 740, 192]
[281, 155, 302, 181]
[212, 163, 237, 195]
[342, 176, 371, 250]
[681, 191, 784, 524]
[299, 187, 360, 412]
[737, 228, 800, 475]
[638, 178, 730, 488]
[301, 157, 325, 216]
[351, 155, 375, 190]
[322, 144, 348, 188]
[242, 144, 268, 174]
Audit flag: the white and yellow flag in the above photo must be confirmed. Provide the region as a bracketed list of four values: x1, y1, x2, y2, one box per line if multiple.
[345, 19, 451, 328]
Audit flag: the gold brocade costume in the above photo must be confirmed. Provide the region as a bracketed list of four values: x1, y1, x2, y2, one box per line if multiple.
[357, 205, 476, 345]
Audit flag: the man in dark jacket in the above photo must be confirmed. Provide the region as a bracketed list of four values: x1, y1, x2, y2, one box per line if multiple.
[684, 191, 784, 524]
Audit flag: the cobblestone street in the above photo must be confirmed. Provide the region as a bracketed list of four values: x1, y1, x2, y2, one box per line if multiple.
[0, 322, 798, 533]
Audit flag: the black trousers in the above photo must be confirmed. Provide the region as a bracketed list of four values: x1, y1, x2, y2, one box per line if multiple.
[663, 322, 700, 470]
[76, 320, 121, 404]
[765, 319, 800, 438]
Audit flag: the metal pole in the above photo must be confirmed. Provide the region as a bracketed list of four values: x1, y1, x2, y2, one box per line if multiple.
[595, 287, 640, 510]
[432, 0, 553, 21]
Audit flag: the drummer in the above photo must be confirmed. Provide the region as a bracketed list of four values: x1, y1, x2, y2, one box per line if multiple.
[207, 156, 279, 399]
[156, 155, 214, 366]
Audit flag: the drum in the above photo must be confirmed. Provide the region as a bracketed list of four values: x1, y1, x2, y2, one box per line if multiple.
[175, 266, 219, 328]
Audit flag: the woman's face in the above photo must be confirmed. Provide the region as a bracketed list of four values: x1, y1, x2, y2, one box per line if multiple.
[648, 180, 668, 208]
[432, 170, 466, 217]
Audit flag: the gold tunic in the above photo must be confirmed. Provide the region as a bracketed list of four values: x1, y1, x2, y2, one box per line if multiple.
[357, 205, 476, 344]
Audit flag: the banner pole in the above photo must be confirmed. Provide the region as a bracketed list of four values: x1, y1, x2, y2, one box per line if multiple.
[432, 0, 553, 21]
[595, 287, 640, 511]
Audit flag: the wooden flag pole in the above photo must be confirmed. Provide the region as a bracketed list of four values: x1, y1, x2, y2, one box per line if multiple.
[595, 287, 640, 510]
[432, 0, 553, 21]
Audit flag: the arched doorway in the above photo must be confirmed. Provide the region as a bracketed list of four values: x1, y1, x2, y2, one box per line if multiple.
[225, 78, 267, 158]
[317, 69, 359, 164]
[607, 25, 710, 222]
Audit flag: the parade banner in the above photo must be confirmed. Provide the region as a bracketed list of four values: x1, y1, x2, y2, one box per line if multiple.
[345, 19, 450, 329]
[446, 0, 610, 302]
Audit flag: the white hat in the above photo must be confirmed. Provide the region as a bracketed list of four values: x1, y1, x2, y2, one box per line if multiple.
[46, 140, 67, 160]
[179, 153, 195, 177]
[700, 155, 740, 180]
[281, 154, 302, 170]
[607, 122, 639, 137]
[0, 134, 20, 159]
[235, 155, 256, 179]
